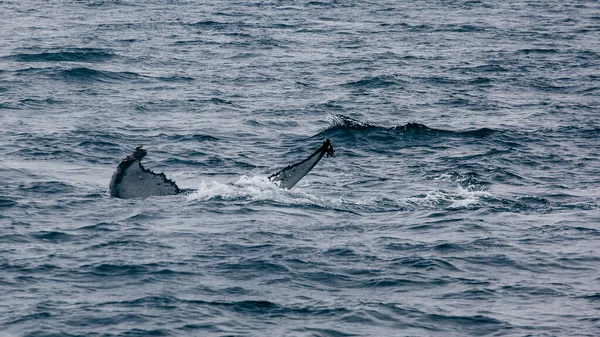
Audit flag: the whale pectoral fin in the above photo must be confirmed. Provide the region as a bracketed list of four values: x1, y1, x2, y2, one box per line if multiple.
[269, 139, 334, 190]
[109, 146, 181, 199]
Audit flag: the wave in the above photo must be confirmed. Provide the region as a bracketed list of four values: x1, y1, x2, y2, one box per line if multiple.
[82, 0, 139, 7]
[157, 75, 195, 82]
[434, 24, 488, 33]
[86, 263, 152, 277]
[187, 20, 251, 31]
[54, 67, 141, 82]
[342, 74, 407, 89]
[31, 231, 74, 243]
[15, 66, 194, 84]
[20, 181, 76, 194]
[164, 133, 219, 142]
[0, 233, 30, 244]
[318, 114, 496, 138]
[6, 48, 115, 63]
[0, 198, 17, 208]
[14, 66, 144, 83]
[77, 222, 121, 232]
[516, 48, 560, 55]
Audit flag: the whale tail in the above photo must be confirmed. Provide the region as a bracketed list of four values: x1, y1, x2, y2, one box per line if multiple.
[109, 146, 181, 199]
[269, 139, 334, 189]
[109, 140, 334, 199]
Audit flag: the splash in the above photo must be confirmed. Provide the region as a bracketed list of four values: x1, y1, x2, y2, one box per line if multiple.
[186, 175, 493, 212]
[403, 187, 491, 209]
[186, 175, 323, 205]
[327, 114, 382, 130]
[325, 114, 432, 133]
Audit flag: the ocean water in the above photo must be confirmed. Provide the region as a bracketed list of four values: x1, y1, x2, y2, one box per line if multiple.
[1, 0, 599, 336]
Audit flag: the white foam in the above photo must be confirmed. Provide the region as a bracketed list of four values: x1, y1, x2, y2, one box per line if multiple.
[403, 187, 491, 209]
[186, 176, 493, 211]
[186, 175, 323, 205]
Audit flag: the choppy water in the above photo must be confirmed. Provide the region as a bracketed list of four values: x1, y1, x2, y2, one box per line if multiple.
[1, 1, 599, 336]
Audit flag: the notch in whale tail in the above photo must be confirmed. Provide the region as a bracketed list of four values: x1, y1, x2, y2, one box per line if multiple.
[109, 146, 181, 199]
[269, 139, 335, 189]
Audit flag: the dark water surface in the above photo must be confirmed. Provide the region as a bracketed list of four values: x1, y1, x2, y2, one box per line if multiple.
[1, 1, 599, 336]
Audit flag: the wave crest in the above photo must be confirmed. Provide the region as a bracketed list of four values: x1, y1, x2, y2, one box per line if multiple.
[320, 114, 494, 138]
[6, 48, 115, 63]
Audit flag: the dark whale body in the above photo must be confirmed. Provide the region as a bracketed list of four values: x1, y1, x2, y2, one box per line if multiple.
[109, 140, 334, 199]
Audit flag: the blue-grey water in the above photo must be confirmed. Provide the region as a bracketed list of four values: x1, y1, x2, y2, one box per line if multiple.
[1, 1, 599, 336]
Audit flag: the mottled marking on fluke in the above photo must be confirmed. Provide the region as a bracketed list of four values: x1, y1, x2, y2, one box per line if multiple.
[109, 146, 181, 199]
[269, 139, 334, 190]
[110, 140, 334, 198]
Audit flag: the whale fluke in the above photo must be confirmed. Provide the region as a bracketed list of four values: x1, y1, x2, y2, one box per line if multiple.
[269, 139, 334, 189]
[109, 146, 181, 199]
[110, 140, 334, 199]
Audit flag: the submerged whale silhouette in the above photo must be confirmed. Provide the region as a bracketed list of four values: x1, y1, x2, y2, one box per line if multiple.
[109, 139, 334, 199]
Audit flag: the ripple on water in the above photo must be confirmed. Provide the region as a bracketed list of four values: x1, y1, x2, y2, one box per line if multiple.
[6, 48, 116, 63]
[1, 0, 599, 336]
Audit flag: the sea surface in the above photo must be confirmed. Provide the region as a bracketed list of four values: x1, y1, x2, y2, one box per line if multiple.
[1, 1, 599, 336]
